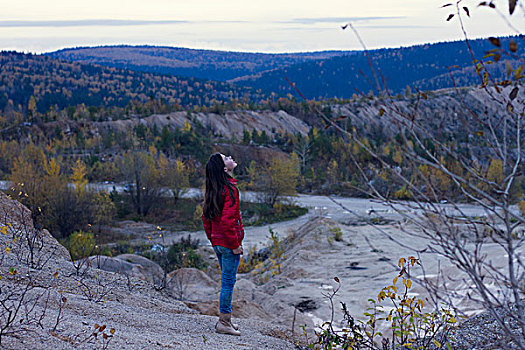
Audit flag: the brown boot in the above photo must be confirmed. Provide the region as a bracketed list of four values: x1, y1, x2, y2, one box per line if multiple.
[216, 317, 239, 330]
[215, 313, 241, 336]
[215, 319, 239, 330]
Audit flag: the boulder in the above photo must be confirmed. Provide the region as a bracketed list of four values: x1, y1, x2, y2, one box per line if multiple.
[83, 255, 147, 281]
[234, 279, 314, 329]
[116, 253, 165, 284]
[167, 267, 218, 302]
[284, 217, 346, 253]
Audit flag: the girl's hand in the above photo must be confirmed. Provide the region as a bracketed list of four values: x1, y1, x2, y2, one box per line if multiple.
[232, 245, 243, 255]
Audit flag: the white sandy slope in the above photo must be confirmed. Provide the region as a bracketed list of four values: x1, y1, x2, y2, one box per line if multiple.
[0, 191, 297, 350]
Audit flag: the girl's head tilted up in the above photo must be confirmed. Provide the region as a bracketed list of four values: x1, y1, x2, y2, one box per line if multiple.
[203, 153, 237, 220]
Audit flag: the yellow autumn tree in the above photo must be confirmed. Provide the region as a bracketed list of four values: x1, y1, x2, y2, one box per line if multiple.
[486, 158, 503, 185]
[243, 160, 258, 190]
[182, 120, 191, 132]
[156, 151, 189, 205]
[9, 143, 48, 214]
[170, 159, 190, 205]
[0, 140, 20, 176]
[9, 145, 113, 238]
[92, 192, 116, 233]
[327, 159, 339, 185]
[392, 148, 403, 165]
[120, 150, 164, 216]
[43, 156, 63, 205]
[27, 95, 37, 122]
[254, 153, 300, 206]
[71, 159, 88, 195]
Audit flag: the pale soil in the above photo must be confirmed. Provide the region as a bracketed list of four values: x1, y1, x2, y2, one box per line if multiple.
[131, 192, 523, 337]
[0, 191, 298, 350]
[2, 189, 522, 349]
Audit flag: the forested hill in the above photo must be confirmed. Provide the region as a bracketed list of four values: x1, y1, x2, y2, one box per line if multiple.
[45, 37, 523, 101]
[46, 46, 352, 82]
[3, 37, 522, 117]
[234, 36, 524, 99]
[0, 51, 266, 114]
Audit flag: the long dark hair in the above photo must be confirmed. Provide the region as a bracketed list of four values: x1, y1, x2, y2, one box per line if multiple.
[203, 153, 236, 220]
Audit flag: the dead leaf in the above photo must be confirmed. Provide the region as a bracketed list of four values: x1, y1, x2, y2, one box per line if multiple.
[489, 37, 501, 47]
[509, 0, 517, 14]
[509, 40, 517, 53]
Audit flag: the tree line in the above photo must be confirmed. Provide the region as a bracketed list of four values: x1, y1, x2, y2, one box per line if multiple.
[0, 51, 267, 119]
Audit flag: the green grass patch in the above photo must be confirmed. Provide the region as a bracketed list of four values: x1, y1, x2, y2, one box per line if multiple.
[112, 193, 308, 230]
[111, 194, 202, 230]
[242, 202, 308, 226]
[143, 234, 207, 272]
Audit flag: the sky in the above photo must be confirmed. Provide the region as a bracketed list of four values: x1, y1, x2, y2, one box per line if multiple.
[0, 0, 523, 54]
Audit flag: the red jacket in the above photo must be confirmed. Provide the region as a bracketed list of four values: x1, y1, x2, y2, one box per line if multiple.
[202, 178, 244, 249]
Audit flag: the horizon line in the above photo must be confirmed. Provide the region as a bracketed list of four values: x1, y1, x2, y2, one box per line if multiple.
[31, 34, 516, 55]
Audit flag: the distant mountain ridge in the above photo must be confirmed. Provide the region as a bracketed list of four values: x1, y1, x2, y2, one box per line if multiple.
[234, 36, 524, 98]
[46, 45, 353, 82]
[3, 37, 522, 116]
[46, 37, 523, 99]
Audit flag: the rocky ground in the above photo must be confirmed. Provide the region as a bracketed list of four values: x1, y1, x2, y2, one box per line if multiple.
[95, 109, 309, 141]
[1, 189, 523, 349]
[0, 191, 299, 350]
[149, 194, 523, 336]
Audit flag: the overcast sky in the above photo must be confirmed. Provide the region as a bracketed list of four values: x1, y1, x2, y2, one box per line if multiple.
[0, 0, 523, 53]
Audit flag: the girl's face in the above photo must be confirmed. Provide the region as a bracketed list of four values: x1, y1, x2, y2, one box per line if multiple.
[221, 154, 237, 173]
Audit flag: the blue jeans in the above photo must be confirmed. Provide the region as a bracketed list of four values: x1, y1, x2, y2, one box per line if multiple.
[213, 245, 241, 314]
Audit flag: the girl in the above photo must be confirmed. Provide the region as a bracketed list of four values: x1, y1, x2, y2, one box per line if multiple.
[202, 153, 244, 336]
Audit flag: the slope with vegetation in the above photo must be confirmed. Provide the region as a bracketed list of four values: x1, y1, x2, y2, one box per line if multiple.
[0, 51, 266, 118]
[234, 36, 524, 98]
[1, 84, 522, 243]
[0, 190, 298, 349]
